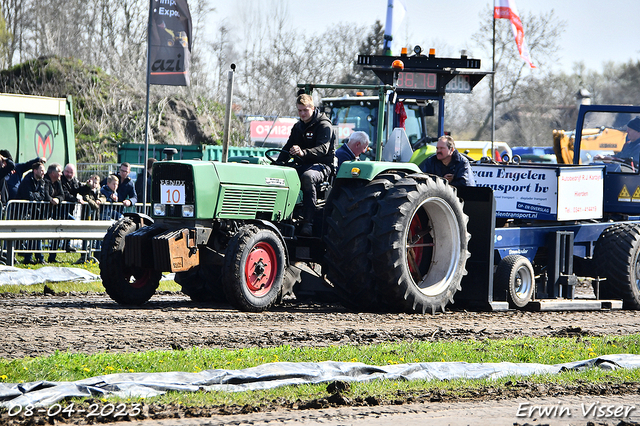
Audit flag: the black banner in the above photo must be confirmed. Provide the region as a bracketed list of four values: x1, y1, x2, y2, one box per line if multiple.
[148, 0, 192, 86]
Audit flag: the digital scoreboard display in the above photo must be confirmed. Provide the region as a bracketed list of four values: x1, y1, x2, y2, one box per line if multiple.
[396, 72, 438, 91]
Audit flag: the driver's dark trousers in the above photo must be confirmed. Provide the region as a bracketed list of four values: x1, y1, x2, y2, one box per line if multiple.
[299, 163, 331, 221]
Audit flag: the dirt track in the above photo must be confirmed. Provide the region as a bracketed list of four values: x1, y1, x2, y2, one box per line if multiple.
[2, 286, 640, 425]
[2, 289, 640, 360]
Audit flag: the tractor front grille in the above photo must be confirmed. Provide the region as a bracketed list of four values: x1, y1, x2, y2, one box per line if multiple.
[219, 187, 278, 217]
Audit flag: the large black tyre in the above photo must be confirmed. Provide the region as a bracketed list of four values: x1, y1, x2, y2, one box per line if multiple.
[100, 217, 162, 305]
[323, 174, 403, 311]
[494, 255, 535, 309]
[371, 175, 470, 314]
[593, 223, 640, 309]
[175, 264, 226, 303]
[222, 225, 286, 312]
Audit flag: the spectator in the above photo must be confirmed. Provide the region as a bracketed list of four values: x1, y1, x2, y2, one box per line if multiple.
[336, 131, 370, 167]
[61, 163, 84, 204]
[0, 151, 15, 205]
[419, 135, 476, 187]
[18, 161, 46, 202]
[0, 153, 15, 264]
[1, 150, 46, 202]
[76, 175, 106, 264]
[44, 163, 66, 262]
[135, 158, 157, 203]
[79, 174, 106, 214]
[17, 162, 46, 264]
[44, 163, 65, 206]
[100, 175, 122, 220]
[116, 162, 137, 207]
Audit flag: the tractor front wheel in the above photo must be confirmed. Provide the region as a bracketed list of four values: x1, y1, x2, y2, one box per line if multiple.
[223, 225, 285, 312]
[100, 217, 161, 305]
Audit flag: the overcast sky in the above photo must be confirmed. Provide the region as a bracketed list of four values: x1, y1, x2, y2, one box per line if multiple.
[211, 0, 639, 74]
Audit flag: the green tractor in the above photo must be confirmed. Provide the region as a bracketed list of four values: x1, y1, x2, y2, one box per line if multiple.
[100, 52, 487, 313]
[99, 89, 469, 314]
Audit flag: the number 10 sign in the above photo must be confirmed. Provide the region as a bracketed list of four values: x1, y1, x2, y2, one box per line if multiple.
[161, 182, 185, 205]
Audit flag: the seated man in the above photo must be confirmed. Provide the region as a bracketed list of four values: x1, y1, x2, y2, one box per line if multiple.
[419, 135, 476, 187]
[336, 131, 370, 167]
[277, 94, 336, 236]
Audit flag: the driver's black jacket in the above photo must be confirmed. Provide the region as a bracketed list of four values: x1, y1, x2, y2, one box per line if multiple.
[277, 109, 336, 168]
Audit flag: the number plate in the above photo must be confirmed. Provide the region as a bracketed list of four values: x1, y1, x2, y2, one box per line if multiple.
[161, 181, 185, 205]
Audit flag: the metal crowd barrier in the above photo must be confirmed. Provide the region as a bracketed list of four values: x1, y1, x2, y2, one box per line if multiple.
[1, 200, 151, 265]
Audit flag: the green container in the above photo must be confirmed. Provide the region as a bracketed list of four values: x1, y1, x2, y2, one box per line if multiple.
[203, 145, 272, 162]
[0, 93, 76, 165]
[118, 143, 204, 164]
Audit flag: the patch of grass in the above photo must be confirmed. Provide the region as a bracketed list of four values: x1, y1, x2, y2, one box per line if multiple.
[1, 253, 179, 293]
[0, 336, 638, 407]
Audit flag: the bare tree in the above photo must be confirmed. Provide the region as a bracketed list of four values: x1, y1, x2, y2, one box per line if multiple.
[466, 5, 565, 144]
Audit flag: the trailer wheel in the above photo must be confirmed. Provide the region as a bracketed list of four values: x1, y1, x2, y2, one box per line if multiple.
[223, 225, 285, 312]
[594, 223, 640, 309]
[495, 255, 535, 308]
[175, 265, 226, 303]
[371, 175, 470, 314]
[323, 174, 404, 311]
[100, 217, 161, 305]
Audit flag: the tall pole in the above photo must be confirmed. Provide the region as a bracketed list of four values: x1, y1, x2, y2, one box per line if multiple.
[491, 8, 496, 159]
[222, 64, 236, 163]
[142, 0, 153, 208]
[382, 0, 394, 56]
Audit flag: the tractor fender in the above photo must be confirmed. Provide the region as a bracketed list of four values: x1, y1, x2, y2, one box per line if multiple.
[123, 212, 154, 226]
[252, 219, 291, 266]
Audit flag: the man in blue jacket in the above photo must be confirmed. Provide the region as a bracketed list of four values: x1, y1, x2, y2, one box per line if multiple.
[335, 131, 370, 167]
[419, 135, 475, 187]
[116, 162, 137, 207]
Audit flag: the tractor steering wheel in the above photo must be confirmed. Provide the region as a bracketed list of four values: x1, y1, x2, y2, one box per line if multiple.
[265, 149, 303, 166]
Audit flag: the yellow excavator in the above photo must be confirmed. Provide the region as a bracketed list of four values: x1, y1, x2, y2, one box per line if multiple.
[553, 127, 627, 164]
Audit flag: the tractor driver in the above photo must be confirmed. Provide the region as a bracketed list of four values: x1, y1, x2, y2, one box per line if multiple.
[277, 94, 336, 236]
[419, 135, 476, 187]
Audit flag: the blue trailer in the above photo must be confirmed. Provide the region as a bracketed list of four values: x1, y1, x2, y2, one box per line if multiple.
[454, 105, 640, 311]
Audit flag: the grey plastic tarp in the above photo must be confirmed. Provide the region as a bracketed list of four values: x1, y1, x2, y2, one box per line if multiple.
[2, 354, 640, 408]
[0, 266, 99, 286]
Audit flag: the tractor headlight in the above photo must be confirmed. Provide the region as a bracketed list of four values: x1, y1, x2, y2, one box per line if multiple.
[182, 204, 194, 217]
[154, 203, 166, 216]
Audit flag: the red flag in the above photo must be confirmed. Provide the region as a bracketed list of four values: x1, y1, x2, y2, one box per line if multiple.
[494, 0, 535, 68]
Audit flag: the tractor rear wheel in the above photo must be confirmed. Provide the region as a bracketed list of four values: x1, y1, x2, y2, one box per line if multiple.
[100, 217, 161, 305]
[371, 175, 470, 314]
[323, 174, 404, 311]
[494, 255, 535, 308]
[223, 225, 285, 312]
[593, 223, 640, 309]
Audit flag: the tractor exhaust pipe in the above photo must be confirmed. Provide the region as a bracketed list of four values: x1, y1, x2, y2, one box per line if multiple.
[222, 63, 236, 163]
